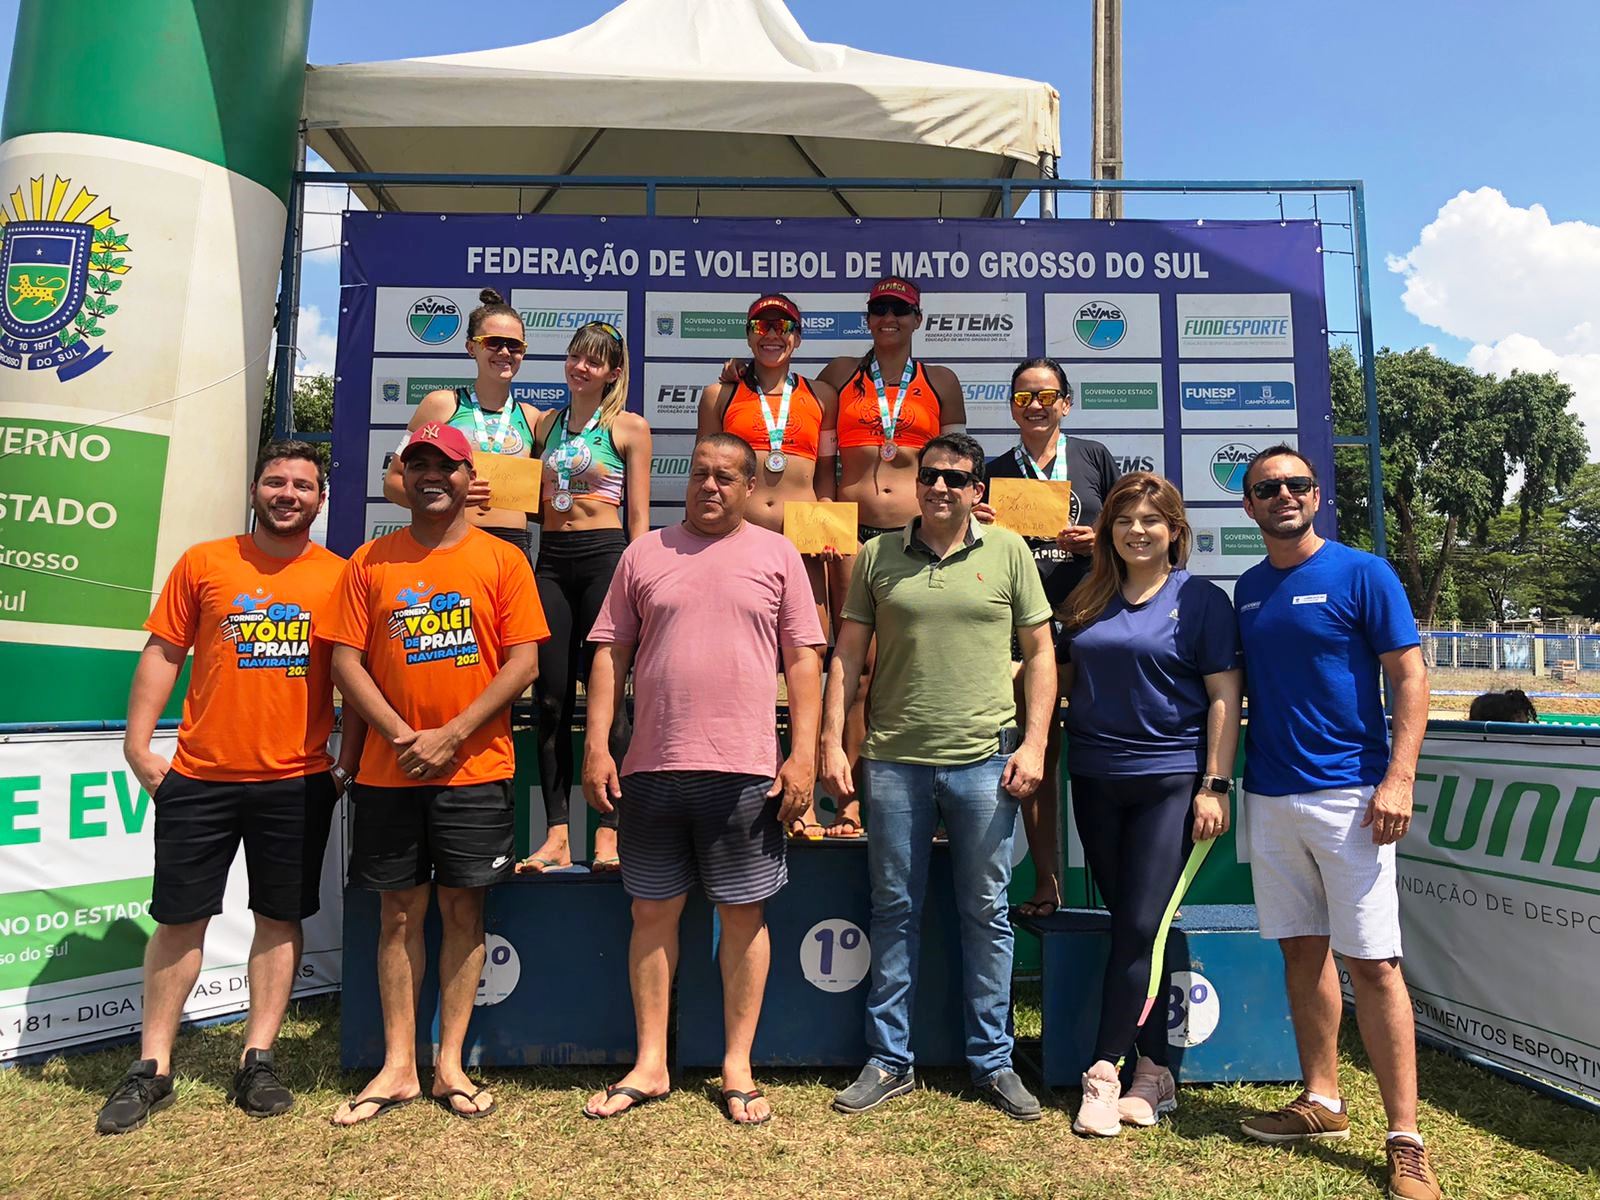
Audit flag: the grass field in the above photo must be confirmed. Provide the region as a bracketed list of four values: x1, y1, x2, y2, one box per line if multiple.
[2, 995, 1595, 1200]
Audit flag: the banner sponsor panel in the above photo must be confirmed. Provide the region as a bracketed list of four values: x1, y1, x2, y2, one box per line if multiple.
[333, 217, 1333, 593]
[1324, 730, 1600, 1105]
[0, 732, 343, 1061]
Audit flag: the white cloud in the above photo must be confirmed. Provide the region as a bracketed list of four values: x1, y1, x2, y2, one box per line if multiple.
[293, 304, 339, 377]
[1388, 187, 1600, 448]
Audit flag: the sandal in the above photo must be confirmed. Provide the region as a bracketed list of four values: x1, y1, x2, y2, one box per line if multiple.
[825, 816, 863, 839]
[330, 1094, 417, 1126]
[589, 856, 621, 872]
[789, 820, 826, 841]
[514, 856, 566, 874]
[433, 1086, 496, 1119]
[583, 1084, 670, 1119]
[721, 1088, 772, 1125]
[1016, 898, 1059, 919]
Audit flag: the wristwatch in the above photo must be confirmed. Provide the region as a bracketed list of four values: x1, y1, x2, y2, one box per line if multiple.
[1199, 774, 1232, 796]
[331, 765, 352, 790]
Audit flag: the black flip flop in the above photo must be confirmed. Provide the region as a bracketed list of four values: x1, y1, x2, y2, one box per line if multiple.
[331, 1094, 417, 1127]
[721, 1088, 772, 1126]
[433, 1086, 496, 1119]
[583, 1083, 670, 1119]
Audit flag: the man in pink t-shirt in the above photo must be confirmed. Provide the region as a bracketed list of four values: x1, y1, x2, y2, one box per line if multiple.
[581, 433, 825, 1126]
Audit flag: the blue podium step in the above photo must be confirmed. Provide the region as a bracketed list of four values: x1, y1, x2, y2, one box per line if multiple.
[1017, 904, 1299, 1086]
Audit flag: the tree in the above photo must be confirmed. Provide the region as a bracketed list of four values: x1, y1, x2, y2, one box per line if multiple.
[1549, 462, 1600, 618]
[259, 372, 334, 451]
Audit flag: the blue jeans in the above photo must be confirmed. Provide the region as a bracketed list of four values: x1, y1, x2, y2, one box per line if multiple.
[862, 752, 1018, 1082]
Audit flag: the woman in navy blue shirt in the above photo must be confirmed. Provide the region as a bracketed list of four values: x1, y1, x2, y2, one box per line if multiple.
[1057, 472, 1242, 1137]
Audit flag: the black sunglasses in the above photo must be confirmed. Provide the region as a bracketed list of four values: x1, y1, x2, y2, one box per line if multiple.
[917, 466, 978, 489]
[868, 299, 917, 317]
[1248, 475, 1316, 500]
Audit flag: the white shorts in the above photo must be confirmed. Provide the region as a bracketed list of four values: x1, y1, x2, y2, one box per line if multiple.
[1244, 785, 1403, 960]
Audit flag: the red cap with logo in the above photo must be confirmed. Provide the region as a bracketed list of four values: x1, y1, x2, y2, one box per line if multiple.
[747, 294, 802, 324]
[400, 421, 475, 465]
[869, 277, 921, 308]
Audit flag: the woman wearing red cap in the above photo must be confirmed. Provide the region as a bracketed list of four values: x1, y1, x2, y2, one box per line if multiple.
[814, 277, 967, 836]
[699, 293, 839, 839]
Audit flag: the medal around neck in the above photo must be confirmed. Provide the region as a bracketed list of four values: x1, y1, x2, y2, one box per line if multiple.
[766, 450, 788, 473]
[552, 490, 574, 513]
[880, 440, 898, 462]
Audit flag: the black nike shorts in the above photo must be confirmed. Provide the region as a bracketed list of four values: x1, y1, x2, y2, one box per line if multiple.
[348, 781, 515, 890]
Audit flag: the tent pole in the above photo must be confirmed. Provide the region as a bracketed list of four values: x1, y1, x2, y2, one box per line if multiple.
[272, 124, 308, 439]
[1039, 153, 1058, 218]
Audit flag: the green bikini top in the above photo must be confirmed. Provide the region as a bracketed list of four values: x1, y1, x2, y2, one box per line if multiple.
[447, 388, 537, 458]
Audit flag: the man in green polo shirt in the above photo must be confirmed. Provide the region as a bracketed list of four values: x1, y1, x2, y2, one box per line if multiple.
[821, 433, 1055, 1122]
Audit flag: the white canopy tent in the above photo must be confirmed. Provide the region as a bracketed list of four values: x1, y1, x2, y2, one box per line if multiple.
[302, 0, 1061, 218]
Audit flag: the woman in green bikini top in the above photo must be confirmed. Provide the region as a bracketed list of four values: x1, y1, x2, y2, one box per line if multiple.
[382, 287, 542, 553]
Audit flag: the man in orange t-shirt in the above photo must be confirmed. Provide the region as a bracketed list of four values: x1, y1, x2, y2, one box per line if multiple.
[323, 421, 547, 1125]
[97, 441, 363, 1136]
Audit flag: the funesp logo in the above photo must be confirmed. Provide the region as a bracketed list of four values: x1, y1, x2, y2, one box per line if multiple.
[407, 295, 461, 345]
[1072, 301, 1126, 350]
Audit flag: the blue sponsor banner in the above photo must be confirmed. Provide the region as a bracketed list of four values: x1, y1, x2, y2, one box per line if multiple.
[333, 216, 1331, 553]
[1181, 380, 1296, 411]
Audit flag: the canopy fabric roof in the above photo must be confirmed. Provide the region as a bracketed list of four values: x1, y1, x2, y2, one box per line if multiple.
[302, 0, 1060, 218]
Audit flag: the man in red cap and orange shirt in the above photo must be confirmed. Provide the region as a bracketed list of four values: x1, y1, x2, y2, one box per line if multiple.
[322, 421, 548, 1125]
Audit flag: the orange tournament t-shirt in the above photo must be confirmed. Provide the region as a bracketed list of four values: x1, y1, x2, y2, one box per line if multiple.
[145, 536, 346, 782]
[320, 527, 548, 788]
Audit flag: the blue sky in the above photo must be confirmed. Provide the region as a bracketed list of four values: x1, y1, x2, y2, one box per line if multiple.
[3, 0, 1597, 433]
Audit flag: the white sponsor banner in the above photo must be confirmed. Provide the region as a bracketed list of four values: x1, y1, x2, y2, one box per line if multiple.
[650, 432, 697, 506]
[1044, 293, 1162, 359]
[1059, 361, 1165, 430]
[1181, 432, 1296, 503]
[364, 501, 411, 542]
[643, 361, 717, 429]
[1336, 731, 1600, 1105]
[1188, 521, 1266, 576]
[1099, 432, 1166, 479]
[1177, 293, 1295, 359]
[507, 289, 627, 357]
[366, 358, 570, 424]
[373, 287, 485, 355]
[946, 361, 1018, 430]
[918, 293, 1028, 357]
[1178, 362, 1300, 429]
[0, 732, 343, 1061]
[366, 433, 399, 501]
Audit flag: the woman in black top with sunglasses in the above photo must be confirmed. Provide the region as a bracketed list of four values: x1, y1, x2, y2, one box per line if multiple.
[981, 356, 1120, 919]
[382, 289, 542, 552]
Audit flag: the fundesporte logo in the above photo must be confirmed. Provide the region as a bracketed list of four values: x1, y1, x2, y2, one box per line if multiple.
[0, 174, 132, 381]
[1210, 442, 1258, 494]
[408, 295, 462, 345]
[1072, 300, 1126, 350]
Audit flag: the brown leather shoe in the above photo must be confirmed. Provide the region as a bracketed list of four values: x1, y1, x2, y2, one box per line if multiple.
[1386, 1137, 1443, 1200]
[1240, 1091, 1351, 1143]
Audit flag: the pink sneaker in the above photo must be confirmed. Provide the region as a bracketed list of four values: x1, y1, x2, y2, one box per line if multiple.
[1073, 1066, 1122, 1137]
[1118, 1060, 1176, 1126]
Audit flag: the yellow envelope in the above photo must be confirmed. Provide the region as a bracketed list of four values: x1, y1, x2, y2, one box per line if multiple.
[474, 453, 543, 512]
[988, 478, 1072, 539]
[784, 501, 858, 554]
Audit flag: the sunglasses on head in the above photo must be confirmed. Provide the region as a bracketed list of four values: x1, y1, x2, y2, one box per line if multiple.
[1012, 388, 1069, 407]
[917, 466, 978, 489]
[868, 299, 917, 318]
[470, 334, 527, 354]
[747, 317, 798, 336]
[1248, 475, 1316, 500]
[586, 321, 623, 343]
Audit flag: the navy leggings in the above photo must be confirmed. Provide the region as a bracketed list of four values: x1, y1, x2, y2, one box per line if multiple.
[1070, 772, 1202, 1066]
[534, 528, 631, 830]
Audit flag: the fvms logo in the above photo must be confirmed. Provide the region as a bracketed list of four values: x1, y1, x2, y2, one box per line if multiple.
[1072, 301, 1126, 350]
[1210, 442, 1258, 494]
[0, 174, 132, 381]
[408, 295, 461, 345]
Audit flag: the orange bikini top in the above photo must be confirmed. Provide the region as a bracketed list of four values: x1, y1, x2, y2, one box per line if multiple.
[836, 359, 941, 451]
[721, 374, 824, 462]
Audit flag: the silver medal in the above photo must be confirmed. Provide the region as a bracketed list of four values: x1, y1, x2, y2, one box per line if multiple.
[766, 450, 787, 473]
[552, 490, 574, 513]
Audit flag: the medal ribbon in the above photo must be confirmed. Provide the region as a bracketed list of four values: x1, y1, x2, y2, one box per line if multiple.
[1014, 432, 1069, 482]
[554, 404, 603, 494]
[756, 374, 795, 455]
[467, 390, 514, 454]
[868, 354, 916, 448]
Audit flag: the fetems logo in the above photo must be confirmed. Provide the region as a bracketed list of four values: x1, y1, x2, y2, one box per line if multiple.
[408, 295, 461, 345]
[1210, 442, 1258, 494]
[1073, 301, 1126, 350]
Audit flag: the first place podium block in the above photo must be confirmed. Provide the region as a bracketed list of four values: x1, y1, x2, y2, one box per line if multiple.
[1019, 904, 1298, 1087]
[341, 873, 637, 1069]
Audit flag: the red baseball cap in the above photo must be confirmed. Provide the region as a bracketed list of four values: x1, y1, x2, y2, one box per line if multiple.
[400, 421, 475, 465]
[869, 277, 921, 307]
[747, 294, 802, 324]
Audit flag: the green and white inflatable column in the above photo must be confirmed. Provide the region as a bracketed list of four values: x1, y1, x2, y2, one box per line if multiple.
[0, 0, 314, 721]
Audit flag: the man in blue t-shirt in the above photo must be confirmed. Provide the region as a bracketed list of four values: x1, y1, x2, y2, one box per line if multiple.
[1232, 446, 1440, 1200]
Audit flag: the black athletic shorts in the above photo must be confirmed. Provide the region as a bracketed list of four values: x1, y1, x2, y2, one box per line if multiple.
[151, 770, 339, 925]
[857, 523, 905, 547]
[348, 780, 515, 890]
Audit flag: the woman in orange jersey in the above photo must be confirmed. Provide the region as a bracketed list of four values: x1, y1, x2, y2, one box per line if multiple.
[815, 277, 967, 836]
[699, 293, 839, 840]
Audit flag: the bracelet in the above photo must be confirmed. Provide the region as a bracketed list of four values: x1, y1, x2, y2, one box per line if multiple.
[332, 766, 352, 787]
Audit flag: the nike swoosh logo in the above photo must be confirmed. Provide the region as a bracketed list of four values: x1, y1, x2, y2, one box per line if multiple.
[491, 856, 510, 869]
